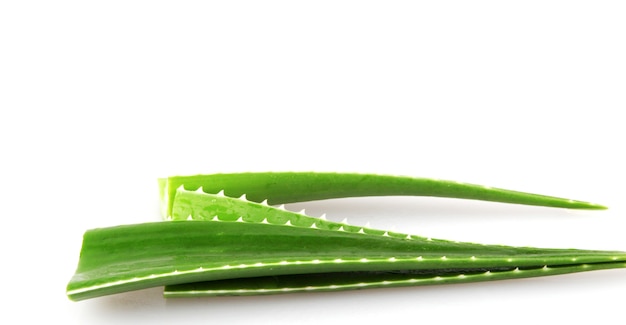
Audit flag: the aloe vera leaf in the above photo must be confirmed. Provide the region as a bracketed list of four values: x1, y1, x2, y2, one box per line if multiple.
[66, 218, 626, 301]
[162, 188, 624, 297]
[159, 172, 605, 218]
[163, 262, 625, 297]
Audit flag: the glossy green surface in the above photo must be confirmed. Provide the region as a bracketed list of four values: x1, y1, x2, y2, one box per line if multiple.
[67, 173, 619, 301]
[164, 262, 626, 297]
[159, 172, 605, 217]
[67, 220, 626, 301]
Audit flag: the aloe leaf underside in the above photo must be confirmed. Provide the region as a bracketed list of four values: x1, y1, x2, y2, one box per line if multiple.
[67, 173, 622, 301]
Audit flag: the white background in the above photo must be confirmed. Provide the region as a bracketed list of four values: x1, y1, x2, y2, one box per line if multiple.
[1, 1, 625, 323]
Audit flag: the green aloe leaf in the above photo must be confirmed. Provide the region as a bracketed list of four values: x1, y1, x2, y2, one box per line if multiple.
[66, 176, 623, 301]
[159, 172, 605, 218]
[67, 219, 626, 301]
